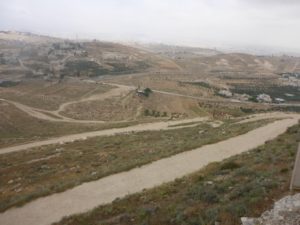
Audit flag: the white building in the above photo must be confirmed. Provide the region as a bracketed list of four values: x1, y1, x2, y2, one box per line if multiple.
[218, 90, 233, 98]
[257, 94, 272, 103]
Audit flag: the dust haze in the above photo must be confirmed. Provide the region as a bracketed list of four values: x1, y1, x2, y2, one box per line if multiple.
[1, 0, 300, 52]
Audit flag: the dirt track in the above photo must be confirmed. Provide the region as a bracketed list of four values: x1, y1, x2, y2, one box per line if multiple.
[105, 82, 300, 107]
[0, 83, 134, 124]
[0, 112, 297, 155]
[2, 81, 299, 125]
[0, 117, 209, 155]
[52, 83, 134, 115]
[0, 116, 299, 225]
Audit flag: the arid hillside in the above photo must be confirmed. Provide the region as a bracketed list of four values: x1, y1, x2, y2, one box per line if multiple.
[0, 32, 300, 225]
[0, 31, 180, 82]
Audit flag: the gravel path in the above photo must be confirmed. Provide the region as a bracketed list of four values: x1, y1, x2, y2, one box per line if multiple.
[0, 116, 298, 225]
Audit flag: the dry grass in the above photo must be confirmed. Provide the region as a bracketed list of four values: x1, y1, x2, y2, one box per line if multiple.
[61, 91, 202, 121]
[0, 119, 274, 212]
[0, 79, 112, 110]
[60, 91, 252, 121]
[111, 74, 213, 96]
[0, 102, 137, 147]
[55, 123, 300, 225]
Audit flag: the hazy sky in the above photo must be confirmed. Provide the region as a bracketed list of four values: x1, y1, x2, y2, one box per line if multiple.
[1, 0, 300, 52]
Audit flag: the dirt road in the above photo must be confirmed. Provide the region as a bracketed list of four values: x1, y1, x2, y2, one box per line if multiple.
[0, 98, 108, 123]
[0, 117, 208, 155]
[0, 116, 299, 225]
[105, 82, 300, 108]
[2, 81, 299, 125]
[0, 112, 297, 155]
[52, 83, 134, 115]
[0, 83, 134, 124]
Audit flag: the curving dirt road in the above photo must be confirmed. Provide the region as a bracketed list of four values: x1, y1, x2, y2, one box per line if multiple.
[0, 98, 108, 123]
[0, 116, 299, 225]
[2, 81, 299, 125]
[0, 83, 134, 124]
[52, 83, 134, 115]
[0, 117, 209, 155]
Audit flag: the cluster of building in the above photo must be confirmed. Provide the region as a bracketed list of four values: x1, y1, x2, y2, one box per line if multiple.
[49, 42, 88, 58]
[280, 72, 300, 87]
[218, 90, 286, 104]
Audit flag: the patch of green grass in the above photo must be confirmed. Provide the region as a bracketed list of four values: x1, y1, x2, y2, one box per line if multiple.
[0, 119, 274, 212]
[54, 123, 300, 225]
[220, 161, 241, 170]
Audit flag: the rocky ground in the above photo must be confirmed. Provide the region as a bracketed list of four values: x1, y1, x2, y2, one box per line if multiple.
[241, 193, 300, 225]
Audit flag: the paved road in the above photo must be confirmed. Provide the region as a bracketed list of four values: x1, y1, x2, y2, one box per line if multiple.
[0, 116, 298, 225]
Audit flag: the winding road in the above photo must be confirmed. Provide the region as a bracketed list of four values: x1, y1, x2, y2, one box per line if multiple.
[0, 115, 299, 225]
[0, 83, 134, 124]
[1, 78, 299, 225]
[1, 81, 299, 125]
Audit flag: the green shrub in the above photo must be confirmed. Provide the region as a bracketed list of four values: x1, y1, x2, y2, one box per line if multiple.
[220, 161, 241, 170]
[188, 186, 220, 204]
[144, 109, 150, 116]
[143, 88, 152, 97]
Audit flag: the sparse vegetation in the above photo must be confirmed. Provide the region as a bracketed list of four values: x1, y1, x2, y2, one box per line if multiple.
[0, 103, 138, 147]
[0, 119, 275, 211]
[198, 102, 247, 118]
[63, 60, 109, 77]
[0, 80, 112, 110]
[55, 122, 300, 225]
[1, 31, 300, 225]
[144, 109, 168, 117]
[191, 81, 213, 89]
